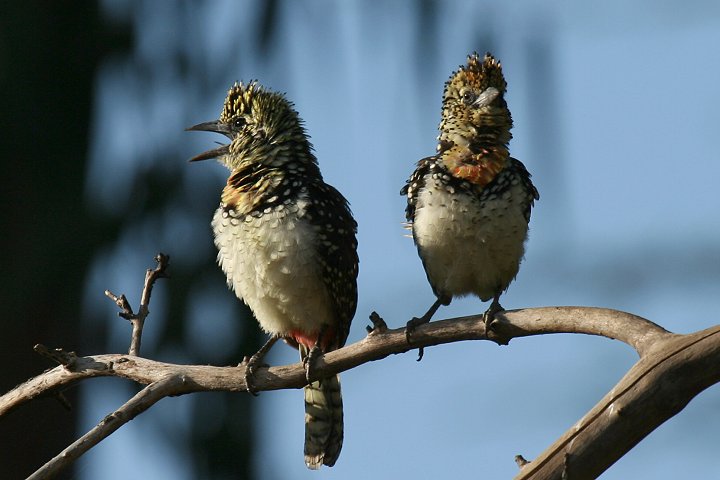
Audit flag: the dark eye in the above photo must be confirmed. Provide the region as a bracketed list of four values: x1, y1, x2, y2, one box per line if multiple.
[233, 117, 245, 128]
[462, 91, 476, 104]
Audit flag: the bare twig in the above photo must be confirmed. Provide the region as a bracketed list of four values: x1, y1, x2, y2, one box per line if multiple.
[366, 311, 388, 334]
[129, 253, 169, 356]
[33, 344, 77, 368]
[103, 291, 134, 320]
[104, 253, 169, 356]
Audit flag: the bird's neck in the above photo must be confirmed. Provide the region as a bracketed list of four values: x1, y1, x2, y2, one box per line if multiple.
[220, 149, 320, 215]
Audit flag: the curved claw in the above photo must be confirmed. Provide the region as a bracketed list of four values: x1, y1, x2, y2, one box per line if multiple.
[245, 356, 258, 397]
[405, 317, 427, 361]
[243, 356, 264, 396]
[482, 294, 510, 345]
[241, 335, 280, 395]
[405, 296, 450, 362]
[482, 296, 504, 339]
[405, 317, 424, 343]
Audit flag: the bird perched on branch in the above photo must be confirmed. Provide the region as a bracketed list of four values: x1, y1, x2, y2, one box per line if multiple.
[187, 81, 358, 469]
[401, 52, 538, 350]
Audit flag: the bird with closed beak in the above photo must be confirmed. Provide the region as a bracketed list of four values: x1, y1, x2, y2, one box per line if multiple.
[401, 53, 538, 355]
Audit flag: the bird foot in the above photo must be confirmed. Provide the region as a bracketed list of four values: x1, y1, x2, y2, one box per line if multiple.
[241, 354, 268, 396]
[405, 315, 431, 342]
[405, 316, 431, 362]
[240, 335, 280, 396]
[482, 301, 504, 333]
[303, 345, 324, 384]
[405, 296, 451, 362]
[482, 300, 512, 345]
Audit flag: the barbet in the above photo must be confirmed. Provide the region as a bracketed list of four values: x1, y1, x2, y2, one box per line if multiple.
[188, 81, 358, 468]
[402, 53, 538, 344]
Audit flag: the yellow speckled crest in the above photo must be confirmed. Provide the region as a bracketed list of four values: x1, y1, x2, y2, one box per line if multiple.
[218, 80, 297, 129]
[444, 52, 507, 101]
[220, 81, 261, 122]
[199, 81, 309, 172]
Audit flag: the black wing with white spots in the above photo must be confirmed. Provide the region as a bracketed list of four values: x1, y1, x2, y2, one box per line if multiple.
[305, 180, 359, 348]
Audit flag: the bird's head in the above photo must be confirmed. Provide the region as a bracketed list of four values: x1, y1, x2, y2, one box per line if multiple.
[439, 52, 512, 150]
[187, 81, 310, 170]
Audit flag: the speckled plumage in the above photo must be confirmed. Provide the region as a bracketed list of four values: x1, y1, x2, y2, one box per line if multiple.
[188, 82, 357, 469]
[402, 52, 538, 326]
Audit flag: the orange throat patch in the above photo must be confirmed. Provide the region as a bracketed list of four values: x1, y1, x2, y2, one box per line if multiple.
[221, 166, 275, 215]
[441, 145, 508, 187]
[221, 183, 255, 214]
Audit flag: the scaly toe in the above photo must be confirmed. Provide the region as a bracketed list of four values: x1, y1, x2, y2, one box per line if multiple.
[405, 317, 422, 344]
[243, 355, 269, 396]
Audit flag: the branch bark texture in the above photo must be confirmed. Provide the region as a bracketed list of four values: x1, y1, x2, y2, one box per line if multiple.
[2, 307, 718, 480]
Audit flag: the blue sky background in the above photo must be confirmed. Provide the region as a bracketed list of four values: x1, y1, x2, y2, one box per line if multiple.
[77, 1, 720, 478]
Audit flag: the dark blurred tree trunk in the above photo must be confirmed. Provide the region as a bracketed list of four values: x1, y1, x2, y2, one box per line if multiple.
[0, 2, 117, 477]
[2, 1, 275, 478]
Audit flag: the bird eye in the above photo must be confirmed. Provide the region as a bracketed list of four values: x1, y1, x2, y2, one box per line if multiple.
[461, 90, 476, 104]
[233, 117, 245, 128]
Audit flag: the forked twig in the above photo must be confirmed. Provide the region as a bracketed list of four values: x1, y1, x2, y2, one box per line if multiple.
[104, 253, 170, 356]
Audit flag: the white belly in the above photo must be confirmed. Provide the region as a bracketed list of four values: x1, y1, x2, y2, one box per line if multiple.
[412, 181, 530, 301]
[212, 206, 333, 336]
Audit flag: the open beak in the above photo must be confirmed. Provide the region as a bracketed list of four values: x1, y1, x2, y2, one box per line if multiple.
[186, 120, 232, 162]
[473, 87, 500, 109]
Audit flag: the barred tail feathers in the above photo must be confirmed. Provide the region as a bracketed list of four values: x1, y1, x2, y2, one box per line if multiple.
[300, 345, 344, 469]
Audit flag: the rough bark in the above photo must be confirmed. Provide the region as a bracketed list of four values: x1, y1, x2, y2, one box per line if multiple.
[2, 306, 718, 479]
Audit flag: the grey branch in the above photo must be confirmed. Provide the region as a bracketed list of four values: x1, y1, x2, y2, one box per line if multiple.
[3, 307, 719, 479]
[27, 376, 182, 480]
[104, 253, 169, 356]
